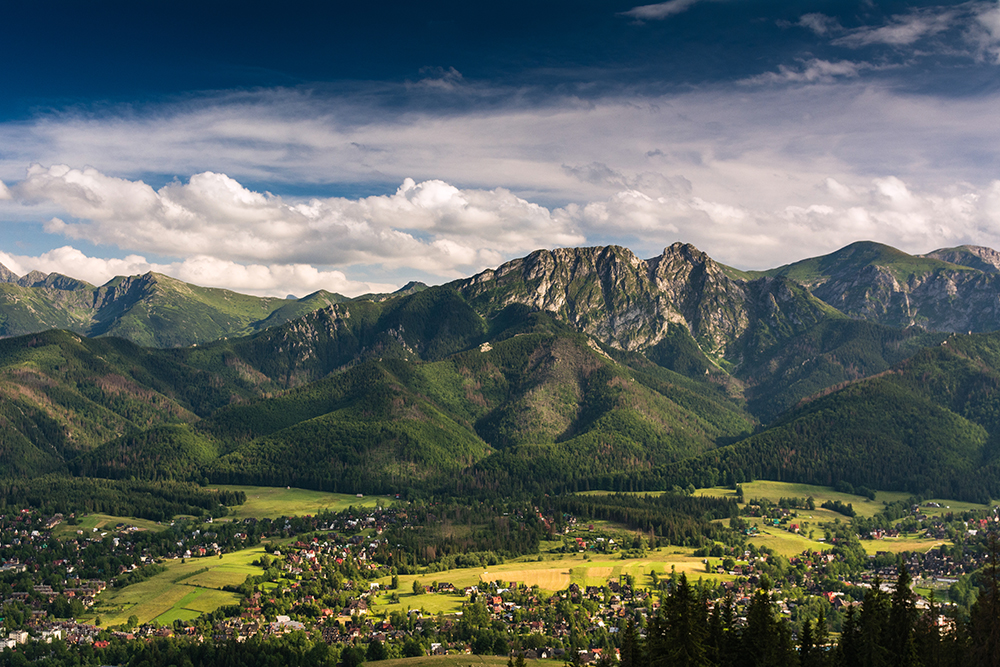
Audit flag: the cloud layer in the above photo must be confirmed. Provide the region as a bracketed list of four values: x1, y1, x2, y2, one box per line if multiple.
[2, 3, 1000, 296]
[6, 162, 1000, 297]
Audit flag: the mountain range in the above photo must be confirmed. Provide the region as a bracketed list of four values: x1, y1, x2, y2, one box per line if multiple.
[4, 240, 1000, 501]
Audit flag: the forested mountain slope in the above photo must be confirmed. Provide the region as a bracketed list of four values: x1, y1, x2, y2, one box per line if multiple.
[2, 241, 1000, 497]
[653, 332, 1000, 502]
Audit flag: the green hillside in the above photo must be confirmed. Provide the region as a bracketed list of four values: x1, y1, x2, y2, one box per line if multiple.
[656, 332, 1000, 501]
[5, 241, 1000, 499]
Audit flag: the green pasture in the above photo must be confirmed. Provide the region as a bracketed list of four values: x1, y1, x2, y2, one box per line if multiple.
[216, 485, 395, 519]
[84, 544, 267, 627]
[919, 498, 993, 517]
[695, 481, 911, 519]
[744, 519, 830, 558]
[859, 536, 948, 555]
[52, 513, 166, 539]
[370, 656, 551, 666]
[368, 547, 720, 618]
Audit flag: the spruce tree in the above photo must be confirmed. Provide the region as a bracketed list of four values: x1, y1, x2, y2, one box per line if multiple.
[859, 578, 890, 667]
[799, 619, 815, 667]
[621, 617, 644, 667]
[888, 564, 919, 667]
[837, 605, 860, 667]
[969, 533, 1000, 667]
[647, 573, 709, 667]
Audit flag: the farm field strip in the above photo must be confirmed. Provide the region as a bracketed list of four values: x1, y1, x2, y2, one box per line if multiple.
[214, 485, 394, 519]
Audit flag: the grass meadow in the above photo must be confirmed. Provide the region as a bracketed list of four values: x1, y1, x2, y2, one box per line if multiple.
[83, 545, 268, 627]
[52, 513, 166, 539]
[369, 657, 554, 666]
[215, 485, 395, 519]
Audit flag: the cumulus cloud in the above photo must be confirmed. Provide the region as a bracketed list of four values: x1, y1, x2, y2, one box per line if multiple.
[0, 181, 10, 200]
[552, 174, 1000, 269]
[7, 163, 1000, 288]
[621, 0, 704, 21]
[0, 246, 397, 298]
[10, 165, 584, 278]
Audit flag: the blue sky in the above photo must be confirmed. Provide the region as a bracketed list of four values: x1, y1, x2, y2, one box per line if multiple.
[1, 0, 999, 296]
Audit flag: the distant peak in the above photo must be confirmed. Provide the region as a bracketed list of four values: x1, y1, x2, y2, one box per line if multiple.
[0, 262, 18, 284]
[924, 245, 1000, 274]
[394, 281, 428, 294]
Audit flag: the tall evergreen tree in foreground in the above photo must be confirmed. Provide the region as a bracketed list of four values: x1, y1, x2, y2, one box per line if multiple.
[647, 572, 710, 667]
[970, 534, 1000, 667]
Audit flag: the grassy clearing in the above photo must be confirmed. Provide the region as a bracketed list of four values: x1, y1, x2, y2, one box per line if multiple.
[84, 545, 267, 627]
[373, 592, 467, 616]
[370, 656, 550, 666]
[745, 521, 829, 558]
[370, 547, 721, 616]
[695, 481, 909, 519]
[695, 481, 980, 557]
[215, 485, 395, 520]
[52, 513, 166, 539]
[859, 536, 949, 555]
[920, 499, 992, 517]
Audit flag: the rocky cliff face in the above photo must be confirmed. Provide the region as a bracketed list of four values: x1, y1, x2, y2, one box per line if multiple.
[768, 242, 1000, 333]
[455, 243, 834, 363]
[925, 245, 1000, 274]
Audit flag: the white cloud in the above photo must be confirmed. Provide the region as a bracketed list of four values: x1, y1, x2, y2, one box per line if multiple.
[542, 175, 1000, 270]
[621, 0, 703, 20]
[2, 79, 1000, 285]
[743, 59, 869, 84]
[833, 6, 957, 48]
[970, 1, 1000, 62]
[7, 165, 1000, 290]
[0, 246, 397, 298]
[798, 13, 842, 36]
[0, 181, 10, 200]
[10, 166, 584, 278]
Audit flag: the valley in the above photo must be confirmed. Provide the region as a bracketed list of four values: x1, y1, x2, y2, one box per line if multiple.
[4, 240, 1000, 664]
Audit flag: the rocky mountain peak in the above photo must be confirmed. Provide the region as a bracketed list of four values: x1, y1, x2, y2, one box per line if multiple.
[17, 270, 50, 288]
[0, 262, 18, 284]
[924, 245, 1000, 274]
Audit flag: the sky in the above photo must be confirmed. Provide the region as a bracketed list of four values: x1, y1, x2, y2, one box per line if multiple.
[1, 0, 1000, 297]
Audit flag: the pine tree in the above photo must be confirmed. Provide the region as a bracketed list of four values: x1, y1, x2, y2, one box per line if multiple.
[813, 609, 830, 667]
[621, 617, 644, 667]
[859, 577, 890, 667]
[647, 573, 709, 667]
[800, 619, 815, 667]
[740, 586, 796, 667]
[888, 564, 919, 667]
[837, 605, 859, 667]
[969, 533, 1000, 667]
[914, 593, 942, 667]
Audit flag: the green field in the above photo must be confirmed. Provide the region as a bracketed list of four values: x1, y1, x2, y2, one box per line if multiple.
[216, 485, 395, 519]
[695, 481, 911, 519]
[370, 657, 552, 666]
[694, 481, 990, 557]
[84, 545, 267, 627]
[51, 513, 166, 539]
[859, 536, 949, 555]
[366, 547, 721, 618]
